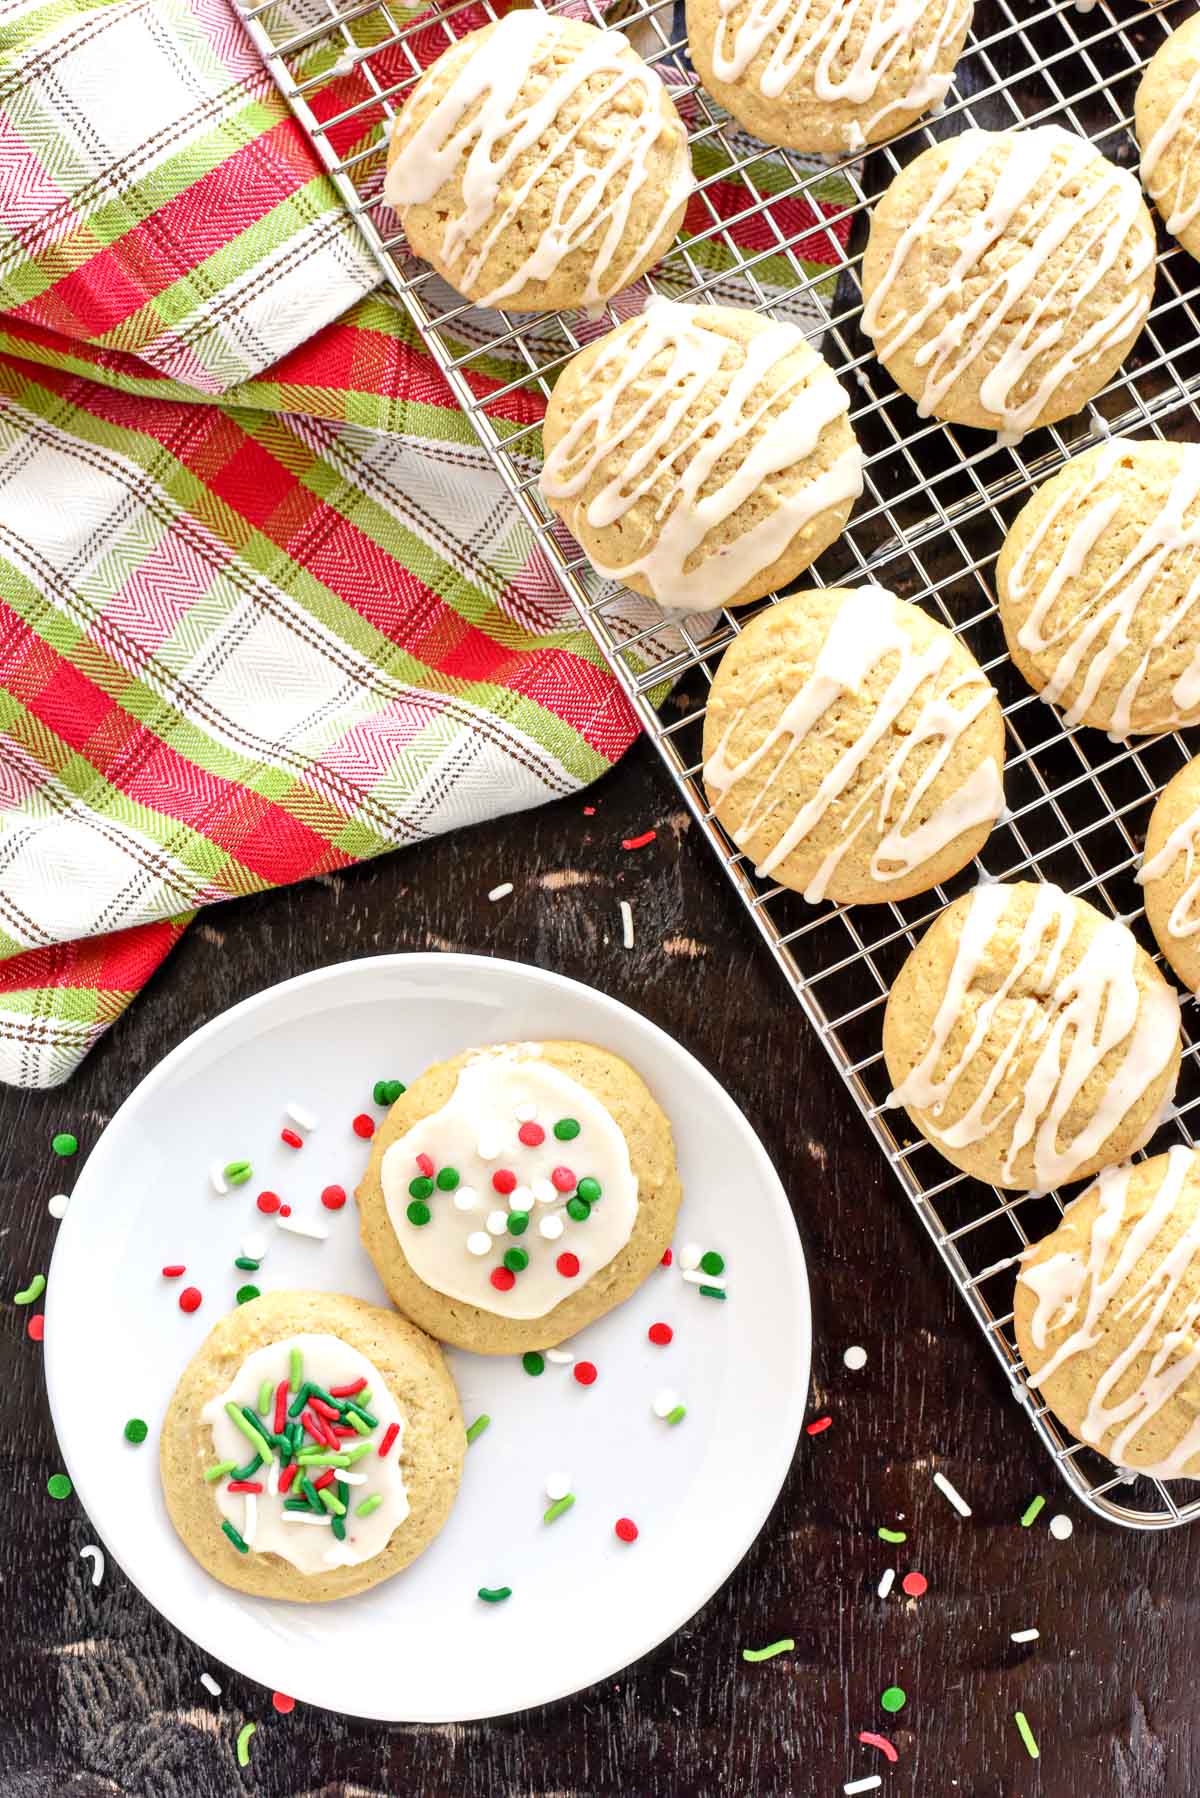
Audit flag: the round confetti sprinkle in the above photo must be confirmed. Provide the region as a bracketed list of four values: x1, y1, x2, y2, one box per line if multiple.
[490, 1267, 515, 1293]
[436, 1166, 460, 1191]
[47, 1473, 72, 1500]
[539, 1214, 564, 1241]
[679, 1242, 702, 1271]
[123, 1418, 148, 1445]
[1049, 1513, 1074, 1540]
[373, 1079, 404, 1106]
[648, 1322, 673, 1345]
[454, 1186, 479, 1213]
[700, 1250, 725, 1276]
[522, 1351, 545, 1376]
[256, 1191, 281, 1214]
[901, 1571, 928, 1598]
[503, 1247, 529, 1273]
[236, 1285, 260, 1305]
[652, 1387, 681, 1418]
[576, 1176, 601, 1203]
[467, 1232, 491, 1256]
[48, 1194, 69, 1220]
[492, 1168, 517, 1195]
[406, 1200, 431, 1227]
[551, 1165, 575, 1192]
[518, 1122, 545, 1147]
[486, 1209, 508, 1235]
[352, 1113, 375, 1139]
[408, 1175, 434, 1201]
[556, 1251, 580, 1278]
[51, 1132, 78, 1158]
[880, 1687, 906, 1714]
[844, 1345, 868, 1371]
[545, 1469, 572, 1502]
[320, 1185, 347, 1211]
[554, 1117, 580, 1141]
[223, 1160, 252, 1186]
[573, 1361, 597, 1386]
[566, 1196, 592, 1222]
[508, 1211, 530, 1236]
[272, 1693, 295, 1715]
[279, 1204, 292, 1218]
[614, 1516, 639, 1543]
[27, 1315, 44, 1342]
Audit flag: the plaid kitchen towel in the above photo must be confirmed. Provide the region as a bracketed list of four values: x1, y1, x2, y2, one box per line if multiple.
[0, 0, 853, 1088]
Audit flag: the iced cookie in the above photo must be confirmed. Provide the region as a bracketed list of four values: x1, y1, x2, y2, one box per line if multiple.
[1138, 753, 1200, 991]
[160, 1291, 463, 1602]
[883, 881, 1181, 1192]
[1136, 13, 1200, 262]
[357, 1042, 682, 1353]
[1015, 1145, 1200, 1478]
[686, 0, 973, 156]
[540, 301, 862, 612]
[861, 125, 1156, 437]
[384, 13, 692, 313]
[701, 585, 1004, 903]
[996, 440, 1200, 738]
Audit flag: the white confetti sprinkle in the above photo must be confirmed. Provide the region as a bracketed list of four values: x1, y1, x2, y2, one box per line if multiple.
[340, 1470, 368, 1486]
[200, 1672, 222, 1697]
[844, 1779, 882, 1796]
[1011, 1628, 1040, 1643]
[514, 1103, 537, 1122]
[510, 1185, 534, 1212]
[477, 1130, 504, 1161]
[242, 1231, 268, 1261]
[282, 1511, 331, 1526]
[843, 1345, 867, 1371]
[267, 1459, 280, 1498]
[545, 1469, 572, 1502]
[453, 1186, 479, 1212]
[877, 1567, 895, 1599]
[619, 899, 634, 948]
[486, 1209, 508, 1236]
[242, 1492, 257, 1548]
[539, 1214, 565, 1241]
[679, 1242, 702, 1272]
[48, 1194, 69, 1220]
[488, 882, 513, 901]
[209, 1162, 228, 1196]
[276, 1214, 329, 1241]
[933, 1470, 972, 1518]
[545, 1347, 575, 1364]
[682, 1269, 724, 1289]
[467, 1232, 492, 1256]
[79, 1544, 104, 1587]
[285, 1100, 318, 1132]
[1049, 1513, 1073, 1540]
[532, 1177, 556, 1205]
[652, 1387, 681, 1419]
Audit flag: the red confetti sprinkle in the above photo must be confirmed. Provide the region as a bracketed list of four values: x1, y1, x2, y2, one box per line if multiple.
[660, 1248, 673, 1267]
[27, 1315, 44, 1342]
[574, 1361, 598, 1386]
[256, 1192, 281, 1214]
[272, 1693, 295, 1715]
[648, 1322, 673, 1346]
[161, 1264, 186, 1279]
[321, 1184, 347, 1210]
[901, 1571, 928, 1598]
[378, 1422, 400, 1458]
[806, 1416, 832, 1435]
[278, 1463, 299, 1494]
[310, 1397, 340, 1421]
[518, 1121, 545, 1147]
[556, 1252, 580, 1278]
[280, 1128, 303, 1149]
[583, 806, 596, 816]
[614, 1517, 639, 1543]
[490, 1267, 516, 1292]
[416, 1152, 435, 1177]
[273, 1379, 289, 1436]
[491, 1168, 517, 1195]
[279, 1204, 292, 1218]
[621, 829, 657, 850]
[179, 1286, 202, 1314]
[551, 1165, 575, 1192]
[311, 1467, 336, 1491]
[227, 1481, 263, 1494]
[858, 1732, 899, 1764]
[352, 1113, 375, 1139]
[331, 1378, 367, 1397]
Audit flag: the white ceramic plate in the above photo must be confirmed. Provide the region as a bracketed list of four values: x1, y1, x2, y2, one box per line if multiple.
[45, 955, 810, 1722]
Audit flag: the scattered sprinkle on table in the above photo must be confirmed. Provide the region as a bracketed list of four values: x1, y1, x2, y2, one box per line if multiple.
[223, 1159, 252, 1186]
[901, 1571, 928, 1598]
[14, 1273, 45, 1305]
[162, 1264, 186, 1279]
[648, 1322, 673, 1346]
[1014, 1711, 1040, 1759]
[179, 1286, 203, 1314]
[286, 1101, 318, 1132]
[843, 1345, 867, 1371]
[27, 1315, 44, 1342]
[545, 1469, 571, 1502]
[466, 1415, 490, 1446]
[48, 1194, 69, 1219]
[488, 882, 514, 901]
[276, 1214, 329, 1241]
[877, 1568, 895, 1599]
[741, 1638, 794, 1663]
[1049, 1512, 1073, 1540]
[478, 1586, 512, 1603]
[79, 1545, 104, 1587]
[843, 1779, 882, 1796]
[622, 829, 657, 851]
[47, 1473, 72, 1501]
[236, 1285, 260, 1305]
[51, 1132, 78, 1157]
[545, 1347, 575, 1365]
[257, 1192, 281, 1214]
[522, 1351, 544, 1377]
[321, 1185, 347, 1210]
[858, 1732, 898, 1763]
[877, 1526, 906, 1544]
[806, 1416, 832, 1436]
[880, 1685, 906, 1714]
[242, 1232, 268, 1261]
[679, 1243, 702, 1271]
[352, 1113, 375, 1139]
[543, 1493, 575, 1524]
[573, 1361, 597, 1386]
[373, 1079, 405, 1105]
[1011, 1628, 1040, 1644]
[653, 1387, 686, 1423]
[200, 1672, 222, 1697]
[123, 1418, 148, 1445]
[619, 899, 634, 948]
[236, 1722, 256, 1767]
[272, 1692, 295, 1714]
[614, 1517, 638, 1543]
[932, 1470, 972, 1517]
[1021, 1495, 1046, 1527]
[209, 1162, 228, 1196]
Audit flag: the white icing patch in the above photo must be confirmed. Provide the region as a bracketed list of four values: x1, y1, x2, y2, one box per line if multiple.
[201, 1333, 408, 1574]
[381, 1049, 638, 1320]
[1139, 791, 1200, 941]
[1141, 40, 1200, 237]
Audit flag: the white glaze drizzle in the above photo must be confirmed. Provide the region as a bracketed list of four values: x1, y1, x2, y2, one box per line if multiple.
[541, 300, 861, 611]
[1007, 442, 1200, 739]
[887, 881, 1180, 1190]
[703, 584, 1002, 895]
[1020, 1145, 1200, 1477]
[863, 126, 1154, 436]
[384, 12, 692, 309]
[1141, 36, 1200, 237]
[712, 0, 962, 141]
[1137, 789, 1200, 942]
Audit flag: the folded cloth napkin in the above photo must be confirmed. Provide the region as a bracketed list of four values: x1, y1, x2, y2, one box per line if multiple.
[0, 0, 851, 1088]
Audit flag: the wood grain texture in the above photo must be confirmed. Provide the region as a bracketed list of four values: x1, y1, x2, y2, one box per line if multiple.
[2, 737, 1199, 1796]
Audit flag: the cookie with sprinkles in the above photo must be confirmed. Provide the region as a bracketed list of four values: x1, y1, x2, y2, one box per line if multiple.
[356, 1042, 682, 1353]
[159, 1291, 463, 1601]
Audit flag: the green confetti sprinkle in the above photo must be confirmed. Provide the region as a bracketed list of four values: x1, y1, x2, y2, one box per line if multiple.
[317, 1486, 346, 1517]
[576, 1176, 602, 1203]
[700, 1250, 725, 1276]
[466, 1415, 490, 1445]
[257, 1380, 272, 1415]
[1021, 1495, 1046, 1528]
[408, 1176, 434, 1201]
[234, 1256, 261, 1272]
[51, 1133, 78, 1158]
[877, 1527, 907, 1544]
[356, 1493, 383, 1518]
[221, 1520, 249, 1555]
[204, 1460, 236, 1483]
[14, 1274, 45, 1306]
[543, 1494, 576, 1524]
[373, 1079, 405, 1105]
[235, 1285, 260, 1305]
[223, 1159, 252, 1186]
[289, 1348, 303, 1392]
[742, 1638, 795, 1663]
[504, 1247, 529, 1273]
[881, 1686, 906, 1714]
[236, 1721, 256, 1766]
[123, 1418, 148, 1445]
[1014, 1711, 1039, 1759]
[507, 1211, 529, 1236]
[666, 1404, 687, 1426]
[225, 1402, 271, 1463]
[477, 1586, 512, 1603]
[566, 1197, 591, 1221]
[553, 1118, 580, 1140]
[47, 1473, 72, 1501]
[522, 1351, 545, 1377]
[406, 1200, 431, 1226]
[436, 1166, 460, 1191]
[699, 1284, 726, 1300]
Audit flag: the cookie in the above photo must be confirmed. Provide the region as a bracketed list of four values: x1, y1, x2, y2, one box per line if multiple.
[1015, 1145, 1200, 1478]
[883, 880, 1181, 1192]
[701, 585, 1004, 903]
[356, 1041, 682, 1354]
[384, 13, 692, 313]
[1136, 13, 1200, 262]
[160, 1291, 463, 1602]
[540, 301, 862, 611]
[1138, 752, 1200, 991]
[996, 439, 1200, 738]
[861, 125, 1156, 437]
[686, 0, 972, 155]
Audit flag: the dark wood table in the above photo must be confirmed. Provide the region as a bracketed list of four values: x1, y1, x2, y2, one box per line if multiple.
[3, 734, 1197, 1798]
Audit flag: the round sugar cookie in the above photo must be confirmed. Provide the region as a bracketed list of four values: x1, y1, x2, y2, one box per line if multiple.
[540, 301, 862, 611]
[700, 585, 1004, 903]
[1015, 1145, 1200, 1478]
[996, 439, 1200, 738]
[160, 1291, 463, 1603]
[1136, 13, 1200, 262]
[384, 14, 692, 313]
[1138, 753, 1200, 992]
[356, 1041, 682, 1354]
[883, 880, 1181, 1192]
[686, 0, 973, 156]
[861, 125, 1156, 437]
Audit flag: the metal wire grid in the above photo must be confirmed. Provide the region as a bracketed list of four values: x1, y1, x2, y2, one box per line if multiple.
[238, 0, 1200, 1526]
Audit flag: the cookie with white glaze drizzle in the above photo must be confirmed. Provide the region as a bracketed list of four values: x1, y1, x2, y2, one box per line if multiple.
[356, 1041, 682, 1354]
[1136, 12, 1200, 264]
[686, 0, 972, 156]
[1015, 1145, 1200, 1480]
[883, 880, 1181, 1194]
[997, 440, 1200, 739]
[701, 585, 1004, 904]
[540, 301, 863, 612]
[861, 125, 1156, 438]
[1138, 752, 1200, 994]
[383, 13, 692, 314]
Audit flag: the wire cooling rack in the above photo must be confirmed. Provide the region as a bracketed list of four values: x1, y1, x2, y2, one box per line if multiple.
[237, 0, 1200, 1527]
